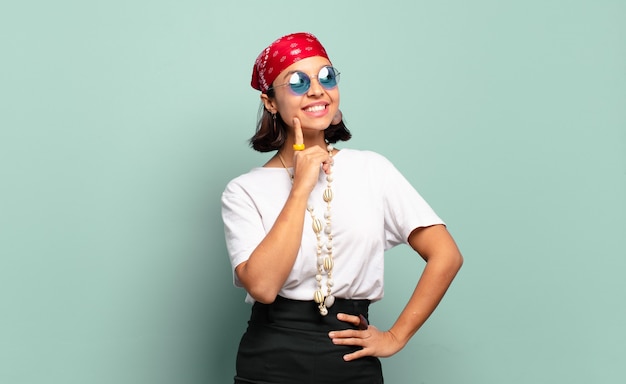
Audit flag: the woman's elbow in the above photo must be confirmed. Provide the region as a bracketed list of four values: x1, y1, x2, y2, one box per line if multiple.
[430, 249, 463, 276]
[236, 263, 281, 304]
[247, 287, 279, 304]
[453, 250, 464, 269]
[454, 253, 464, 274]
[441, 250, 463, 280]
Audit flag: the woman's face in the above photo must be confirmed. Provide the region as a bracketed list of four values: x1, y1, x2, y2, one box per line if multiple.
[263, 55, 340, 133]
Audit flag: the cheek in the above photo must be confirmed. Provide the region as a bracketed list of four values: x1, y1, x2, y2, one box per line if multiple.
[329, 88, 340, 105]
[329, 91, 340, 115]
[274, 90, 297, 110]
[275, 100, 300, 126]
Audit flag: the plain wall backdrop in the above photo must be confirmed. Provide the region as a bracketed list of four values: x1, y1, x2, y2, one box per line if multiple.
[1, 1, 625, 383]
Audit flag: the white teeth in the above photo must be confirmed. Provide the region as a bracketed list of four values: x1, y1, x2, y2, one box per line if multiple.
[305, 105, 326, 112]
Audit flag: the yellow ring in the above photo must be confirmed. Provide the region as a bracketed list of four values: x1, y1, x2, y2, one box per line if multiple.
[293, 144, 305, 151]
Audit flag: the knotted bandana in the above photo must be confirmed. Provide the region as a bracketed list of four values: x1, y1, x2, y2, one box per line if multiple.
[251, 32, 330, 93]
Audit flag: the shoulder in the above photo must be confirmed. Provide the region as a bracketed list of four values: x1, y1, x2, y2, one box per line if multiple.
[222, 167, 290, 200]
[223, 168, 264, 196]
[336, 148, 396, 170]
[223, 168, 259, 194]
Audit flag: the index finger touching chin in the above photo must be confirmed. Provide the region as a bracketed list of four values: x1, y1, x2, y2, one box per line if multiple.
[293, 117, 305, 151]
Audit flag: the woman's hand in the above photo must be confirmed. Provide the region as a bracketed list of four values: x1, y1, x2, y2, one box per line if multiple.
[328, 313, 406, 361]
[291, 117, 333, 194]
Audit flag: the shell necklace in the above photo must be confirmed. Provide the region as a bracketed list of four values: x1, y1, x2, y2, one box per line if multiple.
[277, 143, 336, 316]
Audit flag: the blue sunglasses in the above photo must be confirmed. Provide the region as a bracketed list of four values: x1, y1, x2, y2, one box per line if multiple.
[270, 66, 340, 95]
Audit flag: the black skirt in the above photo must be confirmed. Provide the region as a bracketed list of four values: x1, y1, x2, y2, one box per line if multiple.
[234, 296, 384, 384]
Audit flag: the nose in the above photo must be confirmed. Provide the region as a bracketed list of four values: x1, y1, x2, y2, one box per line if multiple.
[307, 77, 325, 97]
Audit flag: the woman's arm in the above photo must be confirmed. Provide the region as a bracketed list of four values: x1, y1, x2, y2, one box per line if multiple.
[329, 224, 463, 360]
[235, 119, 333, 304]
[234, 185, 309, 304]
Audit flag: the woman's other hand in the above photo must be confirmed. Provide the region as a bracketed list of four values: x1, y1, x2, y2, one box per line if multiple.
[328, 313, 406, 361]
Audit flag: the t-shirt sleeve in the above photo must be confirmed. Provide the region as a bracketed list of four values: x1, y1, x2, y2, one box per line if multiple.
[377, 154, 445, 249]
[221, 181, 266, 287]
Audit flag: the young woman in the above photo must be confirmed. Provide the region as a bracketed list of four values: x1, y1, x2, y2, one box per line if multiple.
[221, 32, 463, 384]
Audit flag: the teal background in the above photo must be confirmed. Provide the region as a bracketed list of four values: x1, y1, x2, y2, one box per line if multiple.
[1, 1, 624, 383]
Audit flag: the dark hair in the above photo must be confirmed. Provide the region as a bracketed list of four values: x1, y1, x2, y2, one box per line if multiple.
[249, 90, 351, 152]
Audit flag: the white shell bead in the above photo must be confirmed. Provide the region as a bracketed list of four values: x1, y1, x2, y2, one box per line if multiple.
[327, 278, 334, 287]
[324, 295, 335, 308]
[315, 274, 322, 282]
[319, 306, 328, 316]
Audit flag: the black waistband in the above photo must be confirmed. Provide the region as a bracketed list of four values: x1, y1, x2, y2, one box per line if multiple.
[249, 296, 371, 332]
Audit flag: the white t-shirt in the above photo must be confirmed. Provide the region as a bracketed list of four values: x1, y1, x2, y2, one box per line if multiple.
[221, 149, 444, 303]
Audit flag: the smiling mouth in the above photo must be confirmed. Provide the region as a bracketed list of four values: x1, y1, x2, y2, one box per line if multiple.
[304, 105, 327, 112]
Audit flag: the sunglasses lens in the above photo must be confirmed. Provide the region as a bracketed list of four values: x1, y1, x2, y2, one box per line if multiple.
[318, 66, 339, 89]
[288, 72, 310, 95]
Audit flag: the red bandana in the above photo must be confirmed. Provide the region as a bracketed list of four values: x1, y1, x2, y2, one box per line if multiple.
[251, 32, 330, 93]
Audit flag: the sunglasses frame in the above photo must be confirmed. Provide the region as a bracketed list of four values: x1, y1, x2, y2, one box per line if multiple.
[269, 66, 340, 95]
